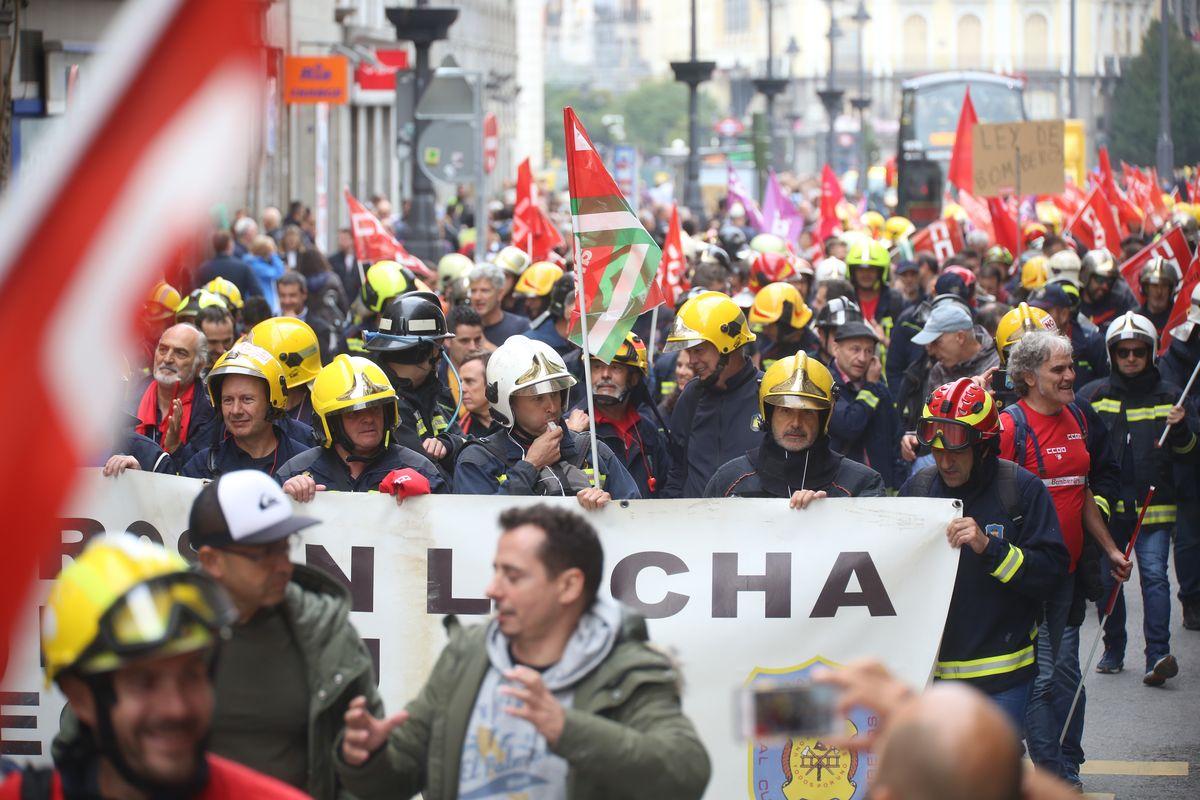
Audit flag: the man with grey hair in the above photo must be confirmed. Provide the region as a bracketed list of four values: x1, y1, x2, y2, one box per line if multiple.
[470, 262, 530, 346]
[130, 323, 216, 457]
[233, 215, 259, 257]
[998, 330, 1130, 790]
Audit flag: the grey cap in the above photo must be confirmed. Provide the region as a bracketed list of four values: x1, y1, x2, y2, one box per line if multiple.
[912, 303, 973, 345]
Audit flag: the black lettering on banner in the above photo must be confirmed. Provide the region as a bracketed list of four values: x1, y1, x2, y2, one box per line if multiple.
[363, 639, 380, 687]
[810, 552, 897, 618]
[0, 691, 41, 756]
[46, 518, 105, 579]
[610, 551, 690, 619]
[306, 545, 375, 613]
[426, 548, 489, 615]
[124, 520, 164, 546]
[712, 553, 791, 618]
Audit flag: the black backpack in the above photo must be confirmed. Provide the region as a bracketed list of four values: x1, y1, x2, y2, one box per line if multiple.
[906, 459, 1025, 527]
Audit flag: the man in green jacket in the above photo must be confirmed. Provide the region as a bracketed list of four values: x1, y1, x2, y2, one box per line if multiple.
[335, 504, 711, 800]
[191, 469, 384, 800]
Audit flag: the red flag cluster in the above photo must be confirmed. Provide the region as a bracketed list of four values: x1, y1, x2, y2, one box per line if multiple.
[343, 189, 435, 279]
[1066, 187, 1122, 258]
[1118, 226, 1192, 305]
[910, 217, 965, 265]
[1162, 252, 1200, 354]
[655, 204, 690, 303]
[816, 164, 844, 243]
[513, 158, 565, 263]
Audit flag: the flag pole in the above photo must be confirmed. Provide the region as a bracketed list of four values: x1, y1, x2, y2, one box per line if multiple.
[647, 305, 660, 368]
[564, 106, 603, 490]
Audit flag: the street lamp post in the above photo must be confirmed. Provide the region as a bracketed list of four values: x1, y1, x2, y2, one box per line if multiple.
[1156, 0, 1174, 180]
[385, 4, 458, 262]
[1069, 0, 1077, 118]
[817, 0, 844, 169]
[754, 0, 789, 178]
[671, 0, 715, 221]
[850, 1, 871, 197]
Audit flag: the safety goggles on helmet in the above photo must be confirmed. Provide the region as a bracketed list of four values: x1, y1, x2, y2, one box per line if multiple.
[916, 417, 981, 451]
[75, 572, 233, 677]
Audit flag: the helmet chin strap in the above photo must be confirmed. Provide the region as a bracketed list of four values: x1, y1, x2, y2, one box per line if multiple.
[700, 352, 730, 388]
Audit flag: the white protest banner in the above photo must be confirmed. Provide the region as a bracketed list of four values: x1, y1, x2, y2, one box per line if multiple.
[1, 471, 961, 799]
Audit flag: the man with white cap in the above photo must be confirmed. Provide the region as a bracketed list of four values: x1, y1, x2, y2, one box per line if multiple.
[191, 470, 384, 799]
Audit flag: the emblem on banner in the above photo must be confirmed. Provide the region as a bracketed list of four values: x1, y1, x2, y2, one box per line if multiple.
[746, 656, 871, 800]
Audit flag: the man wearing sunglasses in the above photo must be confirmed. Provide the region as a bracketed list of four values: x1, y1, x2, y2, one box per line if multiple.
[1, 533, 306, 799]
[900, 378, 1069, 735]
[1077, 312, 1199, 686]
[192, 470, 385, 799]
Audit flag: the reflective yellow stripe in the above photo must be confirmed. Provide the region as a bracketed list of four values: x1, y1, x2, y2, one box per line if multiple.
[660, 381, 677, 397]
[990, 545, 1025, 584]
[1091, 398, 1122, 414]
[1174, 433, 1197, 455]
[855, 389, 879, 409]
[1125, 405, 1173, 422]
[1114, 501, 1176, 525]
[1094, 495, 1111, 518]
[582, 468, 608, 488]
[497, 474, 507, 485]
[935, 644, 1036, 680]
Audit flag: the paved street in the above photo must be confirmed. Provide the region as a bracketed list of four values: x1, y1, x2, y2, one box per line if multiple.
[1076, 554, 1200, 799]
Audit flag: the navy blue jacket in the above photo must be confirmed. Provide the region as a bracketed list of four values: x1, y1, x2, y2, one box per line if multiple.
[570, 400, 672, 499]
[1067, 322, 1109, 388]
[828, 366, 906, 489]
[901, 459, 1070, 693]
[482, 311, 531, 347]
[885, 302, 925, 391]
[181, 424, 309, 479]
[664, 359, 762, 498]
[275, 443, 447, 494]
[704, 438, 884, 498]
[452, 425, 640, 499]
[194, 255, 264, 299]
[113, 432, 176, 474]
[131, 378, 218, 462]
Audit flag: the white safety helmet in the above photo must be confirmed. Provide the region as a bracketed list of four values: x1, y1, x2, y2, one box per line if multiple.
[815, 257, 847, 283]
[485, 335, 577, 428]
[1047, 249, 1082, 287]
[494, 245, 533, 278]
[1105, 311, 1158, 363]
[1172, 283, 1200, 343]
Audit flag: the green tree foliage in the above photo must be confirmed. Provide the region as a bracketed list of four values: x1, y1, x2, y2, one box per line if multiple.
[544, 80, 718, 159]
[1109, 20, 1200, 168]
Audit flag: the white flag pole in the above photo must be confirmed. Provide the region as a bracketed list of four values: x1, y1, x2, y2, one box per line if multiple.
[573, 258, 603, 490]
[647, 304, 660, 367]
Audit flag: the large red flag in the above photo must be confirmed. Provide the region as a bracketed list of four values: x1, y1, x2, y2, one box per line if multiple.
[1118, 225, 1193, 305]
[344, 189, 434, 279]
[656, 204, 689, 303]
[1066, 187, 1122, 258]
[0, 0, 261, 651]
[513, 158, 565, 262]
[909, 217, 965, 265]
[956, 189, 994, 241]
[817, 164, 844, 242]
[987, 196, 1021, 259]
[947, 88, 978, 194]
[1098, 146, 1141, 234]
[1162, 251, 1200, 354]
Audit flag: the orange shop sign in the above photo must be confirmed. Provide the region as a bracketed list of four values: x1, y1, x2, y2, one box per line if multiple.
[283, 56, 348, 104]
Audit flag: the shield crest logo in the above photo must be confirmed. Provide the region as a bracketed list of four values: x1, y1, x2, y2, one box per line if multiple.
[746, 656, 872, 799]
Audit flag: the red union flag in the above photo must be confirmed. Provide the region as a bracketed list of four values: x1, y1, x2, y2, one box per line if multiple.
[1162, 252, 1200, 353]
[0, 0, 261, 646]
[1066, 187, 1122, 258]
[512, 158, 564, 262]
[1118, 225, 1193, 306]
[909, 217, 965, 265]
[656, 203, 690, 303]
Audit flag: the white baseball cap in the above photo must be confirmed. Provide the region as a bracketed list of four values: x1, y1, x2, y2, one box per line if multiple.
[188, 470, 318, 549]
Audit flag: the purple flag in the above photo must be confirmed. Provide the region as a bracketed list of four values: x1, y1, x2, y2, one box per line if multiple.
[762, 170, 804, 244]
[726, 166, 766, 232]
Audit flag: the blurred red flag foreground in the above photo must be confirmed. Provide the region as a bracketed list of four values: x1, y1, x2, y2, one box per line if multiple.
[0, 0, 262, 672]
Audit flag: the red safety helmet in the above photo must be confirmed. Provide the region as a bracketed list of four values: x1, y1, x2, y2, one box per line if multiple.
[749, 251, 797, 293]
[918, 378, 999, 451]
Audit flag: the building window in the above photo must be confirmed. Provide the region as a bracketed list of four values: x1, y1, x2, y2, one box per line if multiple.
[957, 14, 983, 69]
[901, 14, 928, 71]
[725, 0, 749, 34]
[1024, 12, 1050, 71]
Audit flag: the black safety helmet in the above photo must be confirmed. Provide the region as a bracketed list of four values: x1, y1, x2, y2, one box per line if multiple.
[546, 272, 577, 321]
[363, 291, 453, 362]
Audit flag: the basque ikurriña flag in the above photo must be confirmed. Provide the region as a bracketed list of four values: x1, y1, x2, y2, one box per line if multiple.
[563, 107, 665, 362]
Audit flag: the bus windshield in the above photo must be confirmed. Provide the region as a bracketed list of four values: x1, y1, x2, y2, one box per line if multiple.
[912, 81, 1025, 151]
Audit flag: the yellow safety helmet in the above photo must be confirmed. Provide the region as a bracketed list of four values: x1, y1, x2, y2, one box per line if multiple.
[1020, 256, 1049, 290]
[205, 341, 288, 414]
[363, 260, 418, 313]
[145, 281, 182, 322]
[610, 331, 649, 373]
[174, 288, 229, 322]
[204, 276, 244, 309]
[758, 351, 836, 431]
[885, 216, 914, 241]
[310, 354, 399, 449]
[861, 210, 886, 236]
[42, 533, 231, 687]
[437, 253, 474, 286]
[514, 261, 564, 298]
[664, 291, 756, 354]
[942, 202, 965, 222]
[495, 245, 532, 277]
[845, 238, 891, 283]
[749, 282, 813, 329]
[247, 317, 322, 389]
[995, 302, 1058, 365]
[1036, 201, 1064, 234]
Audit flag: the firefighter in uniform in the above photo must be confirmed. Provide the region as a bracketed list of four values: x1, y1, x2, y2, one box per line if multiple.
[278, 354, 448, 499]
[749, 281, 819, 368]
[1079, 249, 1137, 328]
[900, 378, 1069, 733]
[1078, 311, 1199, 684]
[247, 316, 323, 444]
[704, 351, 884, 501]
